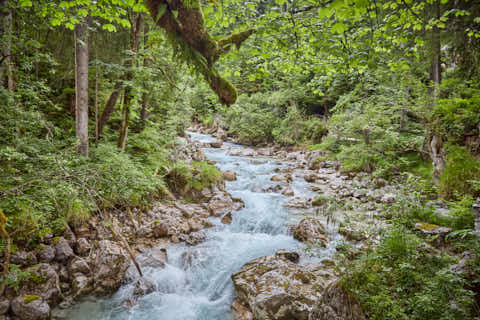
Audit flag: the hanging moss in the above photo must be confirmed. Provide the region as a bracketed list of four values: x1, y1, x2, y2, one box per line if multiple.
[145, 0, 254, 105]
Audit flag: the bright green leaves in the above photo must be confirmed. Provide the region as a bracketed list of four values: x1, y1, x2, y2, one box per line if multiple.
[331, 22, 347, 34]
[18, 0, 32, 7]
[38, 0, 144, 32]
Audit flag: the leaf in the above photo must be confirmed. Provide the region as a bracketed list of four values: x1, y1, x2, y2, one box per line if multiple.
[331, 22, 347, 34]
[156, 4, 167, 23]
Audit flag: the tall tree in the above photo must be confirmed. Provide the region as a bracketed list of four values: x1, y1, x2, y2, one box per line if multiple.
[75, 15, 89, 157]
[118, 12, 144, 151]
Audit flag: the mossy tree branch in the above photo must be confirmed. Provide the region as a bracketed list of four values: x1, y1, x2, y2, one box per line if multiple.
[145, 0, 255, 105]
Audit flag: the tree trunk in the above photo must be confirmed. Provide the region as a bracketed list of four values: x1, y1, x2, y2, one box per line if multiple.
[5, 9, 13, 91]
[428, 1, 444, 182]
[117, 13, 144, 151]
[75, 16, 90, 157]
[140, 22, 150, 122]
[98, 82, 121, 138]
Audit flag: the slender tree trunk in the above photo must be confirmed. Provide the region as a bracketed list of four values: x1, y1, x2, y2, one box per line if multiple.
[75, 16, 90, 157]
[95, 42, 99, 144]
[118, 92, 130, 151]
[5, 9, 13, 91]
[428, 1, 444, 183]
[140, 22, 150, 122]
[98, 82, 121, 138]
[118, 13, 144, 151]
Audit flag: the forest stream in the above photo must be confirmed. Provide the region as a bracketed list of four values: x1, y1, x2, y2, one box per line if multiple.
[63, 131, 338, 320]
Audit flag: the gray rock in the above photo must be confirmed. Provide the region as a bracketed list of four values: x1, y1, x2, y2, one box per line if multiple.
[11, 251, 37, 267]
[293, 218, 328, 247]
[186, 230, 206, 246]
[37, 246, 55, 263]
[92, 240, 129, 295]
[152, 221, 169, 238]
[208, 193, 234, 217]
[221, 213, 233, 224]
[271, 174, 292, 183]
[55, 237, 74, 262]
[68, 257, 90, 275]
[71, 274, 93, 298]
[232, 250, 335, 320]
[133, 278, 156, 296]
[19, 263, 61, 305]
[209, 140, 223, 148]
[0, 299, 10, 315]
[11, 296, 50, 320]
[282, 197, 310, 209]
[309, 281, 366, 320]
[281, 187, 294, 197]
[381, 193, 396, 204]
[74, 238, 92, 256]
[223, 170, 237, 181]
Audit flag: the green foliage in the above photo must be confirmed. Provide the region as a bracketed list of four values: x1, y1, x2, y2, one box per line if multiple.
[320, 73, 428, 177]
[342, 228, 475, 320]
[166, 161, 221, 194]
[433, 96, 480, 146]
[0, 264, 32, 291]
[439, 146, 480, 199]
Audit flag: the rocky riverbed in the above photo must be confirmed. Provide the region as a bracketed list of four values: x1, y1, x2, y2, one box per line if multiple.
[1, 124, 436, 320]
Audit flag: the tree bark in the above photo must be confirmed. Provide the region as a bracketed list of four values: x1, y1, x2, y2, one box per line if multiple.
[428, 1, 444, 182]
[97, 82, 121, 138]
[118, 13, 144, 151]
[5, 9, 13, 91]
[75, 16, 90, 157]
[140, 22, 150, 122]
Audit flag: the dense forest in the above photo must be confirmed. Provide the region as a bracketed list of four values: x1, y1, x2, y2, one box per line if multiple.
[1, 0, 480, 319]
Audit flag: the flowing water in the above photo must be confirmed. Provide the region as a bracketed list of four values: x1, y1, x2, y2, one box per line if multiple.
[66, 132, 334, 320]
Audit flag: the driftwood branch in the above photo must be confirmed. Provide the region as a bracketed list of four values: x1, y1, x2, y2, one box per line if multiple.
[106, 213, 143, 278]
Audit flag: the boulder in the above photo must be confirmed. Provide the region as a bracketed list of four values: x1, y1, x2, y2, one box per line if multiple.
[152, 221, 170, 238]
[133, 278, 156, 297]
[304, 173, 318, 183]
[271, 175, 292, 183]
[54, 237, 74, 263]
[242, 149, 257, 157]
[74, 238, 92, 256]
[309, 281, 366, 320]
[92, 240, 130, 295]
[338, 227, 367, 242]
[282, 197, 310, 209]
[11, 251, 37, 267]
[208, 194, 234, 217]
[186, 230, 207, 246]
[415, 223, 452, 246]
[20, 264, 61, 305]
[209, 140, 223, 148]
[293, 218, 328, 247]
[221, 213, 233, 224]
[68, 257, 90, 275]
[257, 147, 274, 157]
[216, 128, 228, 140]
[231, 299, 254, 320]
[232, 250, 334, 320]
[11, 296, 50, 320]
[223, 170, 237, 181]
[381, 193, 396, 204]
[281, 187, 294, 197]
[71, 274, 93, 298]
[37, 246, 55, 263]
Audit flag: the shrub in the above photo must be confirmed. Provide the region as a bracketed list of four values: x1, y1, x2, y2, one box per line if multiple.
[439, 146, 480, 199]
[342, 228, 475, 320]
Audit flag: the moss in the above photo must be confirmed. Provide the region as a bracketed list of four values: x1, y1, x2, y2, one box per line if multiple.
[416, 223, 440, 231]
[144, 0, 253, 106]
[22, 295, 41, 304]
